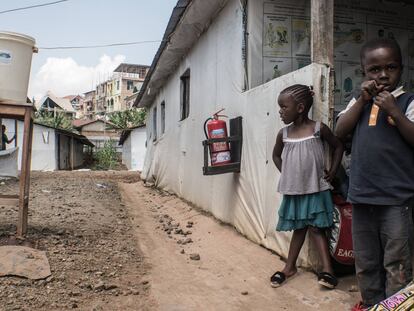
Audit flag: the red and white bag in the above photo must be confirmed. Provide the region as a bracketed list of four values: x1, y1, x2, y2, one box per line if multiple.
[328, 194, 355, 266]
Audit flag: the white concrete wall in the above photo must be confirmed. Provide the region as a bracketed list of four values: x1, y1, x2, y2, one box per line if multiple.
[121, 127, 146, 171]
[130, 127, 146, 171]
[2, 119, 57, 171]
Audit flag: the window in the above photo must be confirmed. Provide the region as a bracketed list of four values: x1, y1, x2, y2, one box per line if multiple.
[153, 107, 157, 141]
[116, 80, 120, 90]
[138, 68, 147, 79]
[127, 80, 134, 90]
[161, 101, 165, 135]
[180, 69, 190, 120]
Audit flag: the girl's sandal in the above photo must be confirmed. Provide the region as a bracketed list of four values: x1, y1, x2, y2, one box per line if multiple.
[317, 272, 338, 289]
[270, 271, 286, 287]
[270, 271, 297, 288]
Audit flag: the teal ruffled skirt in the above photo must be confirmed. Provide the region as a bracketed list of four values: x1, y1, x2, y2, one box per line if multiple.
[276, 190, 334, 232]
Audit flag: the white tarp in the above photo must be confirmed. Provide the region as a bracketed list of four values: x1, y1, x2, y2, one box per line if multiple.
[140, 0, 332, 268]
[0, 147, 18, 178]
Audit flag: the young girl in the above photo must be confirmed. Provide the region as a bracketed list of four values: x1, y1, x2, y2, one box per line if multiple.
[271, 84, 343, 289]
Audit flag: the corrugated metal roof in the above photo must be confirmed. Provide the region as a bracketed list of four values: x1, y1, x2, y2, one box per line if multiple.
[114, 63, 150, 73]
[34, 121, 94, 147]
[72, 119, 115, 129]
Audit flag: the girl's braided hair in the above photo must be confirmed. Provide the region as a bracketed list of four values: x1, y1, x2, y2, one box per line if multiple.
[280, 84, 314, 112]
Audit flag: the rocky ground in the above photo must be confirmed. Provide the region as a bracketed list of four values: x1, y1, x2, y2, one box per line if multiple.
[120, 181, 358, 311]
[0, 171, 153, 311]
[0, 171, 359, 311]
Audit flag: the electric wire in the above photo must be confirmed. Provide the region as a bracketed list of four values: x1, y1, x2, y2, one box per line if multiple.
[0, 0, 69, 14]
[38, 40, 164, 50]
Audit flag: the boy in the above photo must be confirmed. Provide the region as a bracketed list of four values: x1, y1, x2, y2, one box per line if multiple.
[1, 125, 15, 150]
[336, 38, 414, 308]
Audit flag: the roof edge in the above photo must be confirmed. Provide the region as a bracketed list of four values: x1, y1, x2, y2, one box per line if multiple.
[133, 0, 191, 108]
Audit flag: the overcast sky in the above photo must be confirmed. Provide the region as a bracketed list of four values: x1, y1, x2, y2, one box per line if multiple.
[0, 0, 177, 99]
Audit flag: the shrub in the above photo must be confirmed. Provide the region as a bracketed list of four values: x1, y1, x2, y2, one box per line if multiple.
[94, 140, 118, 170]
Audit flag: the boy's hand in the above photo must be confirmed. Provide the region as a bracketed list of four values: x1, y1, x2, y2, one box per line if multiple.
[360, 80, 384, 102]
[374, 91, 399, 117]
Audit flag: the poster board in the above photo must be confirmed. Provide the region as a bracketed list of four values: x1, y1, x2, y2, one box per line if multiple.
[249, 0, 414, 110]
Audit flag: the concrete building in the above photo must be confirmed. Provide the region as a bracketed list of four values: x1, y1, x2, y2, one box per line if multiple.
[83, 90, 96, 119]
[63, 95, 84, 119]
[73, 119, 120, 151]
[124, 92, 139, 110]
[2, 119, 93, 171]
[94, 63, 149, 116]
[118, 125, 146, 171]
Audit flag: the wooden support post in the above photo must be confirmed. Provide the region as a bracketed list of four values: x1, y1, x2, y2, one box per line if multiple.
[71, 136, 74, 170]
[0, 102, 33, 238]
[14, 119, 18, 147]
[24, 119, 33, 199]
[311, 0, 334, 66]
[311, 0, 334, 127]
[17, 107, 33, 238]
[0, 118, 2, 150]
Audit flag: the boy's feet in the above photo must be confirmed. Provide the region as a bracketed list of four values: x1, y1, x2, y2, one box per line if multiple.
[317, 272, 338, 289]
[351, 301, 367, 311]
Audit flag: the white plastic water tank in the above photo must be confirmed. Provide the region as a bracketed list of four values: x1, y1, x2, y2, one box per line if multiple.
[0, 31, 36, 104]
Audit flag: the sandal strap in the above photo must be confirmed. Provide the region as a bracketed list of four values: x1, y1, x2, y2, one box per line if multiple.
[271, 271, 286, 283]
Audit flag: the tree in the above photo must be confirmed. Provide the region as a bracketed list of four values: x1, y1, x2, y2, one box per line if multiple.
[106, 108, 146, 130]
[35, 110, 74, 131]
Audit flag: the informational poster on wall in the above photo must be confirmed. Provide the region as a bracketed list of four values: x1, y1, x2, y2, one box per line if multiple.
[262, 0, 310, 84]
[254, 0, 414, 110]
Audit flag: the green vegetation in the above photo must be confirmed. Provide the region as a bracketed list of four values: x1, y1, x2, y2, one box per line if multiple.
[94, 140, 118, 170]
[106, 108, 146, 130]
[35, 110, 74, 131]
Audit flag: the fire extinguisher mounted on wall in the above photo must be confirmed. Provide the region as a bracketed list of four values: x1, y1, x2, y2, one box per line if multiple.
[204, 109, 232, 166]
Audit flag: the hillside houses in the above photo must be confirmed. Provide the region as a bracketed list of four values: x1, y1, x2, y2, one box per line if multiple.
[93, 63, 149, 116]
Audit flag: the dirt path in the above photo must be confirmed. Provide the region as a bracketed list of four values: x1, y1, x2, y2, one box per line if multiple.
[119, 181, 359, 311]
[0, 172, 359, 310]
[0, 171, 154, 311]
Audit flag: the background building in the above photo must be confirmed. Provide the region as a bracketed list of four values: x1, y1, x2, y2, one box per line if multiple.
[35, 91, 76, 118]
[93, 63, 149, 116]
[83, 90, 96, 119]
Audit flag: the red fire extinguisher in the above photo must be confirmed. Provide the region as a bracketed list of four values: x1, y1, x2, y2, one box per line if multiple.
[204, 109, 231, 166]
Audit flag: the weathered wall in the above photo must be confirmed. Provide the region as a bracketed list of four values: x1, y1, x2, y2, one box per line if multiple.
[140, 0, 331, 267]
